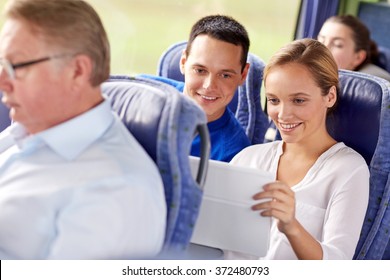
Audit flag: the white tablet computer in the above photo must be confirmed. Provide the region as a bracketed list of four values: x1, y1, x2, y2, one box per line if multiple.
[189, 156, 273, 257]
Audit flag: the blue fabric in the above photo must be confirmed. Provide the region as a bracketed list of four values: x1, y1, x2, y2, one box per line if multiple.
[357, 3, 390, 73]
[102, 76, 209, 253]
[328, 70, 390, 260]
[238, 53, 269, 144]
[295, 0, 339, 39]
[157, 41, 186, 83]
[378, 46, 390, 73]
[156, 41, 269, 144]
[327, 71, 382, 165]
[191, 108, 250, 162]
[351, 70, 390, 259]
[358, 2, 390, 51]
[138, 74, 184, 92]
[0, 92, 11, 132]
[139, 74, 250, 162]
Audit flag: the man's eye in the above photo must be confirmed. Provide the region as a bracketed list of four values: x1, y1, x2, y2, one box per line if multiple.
[194, 68, 206, 74]
[221, 73, 232, 79]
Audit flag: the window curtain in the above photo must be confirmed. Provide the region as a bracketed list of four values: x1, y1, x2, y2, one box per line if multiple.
[295, 0, 340, 39]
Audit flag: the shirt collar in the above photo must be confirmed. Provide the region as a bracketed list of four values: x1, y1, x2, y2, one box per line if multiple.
[0, 123, 29, 153]
[34, 99, 114, 161]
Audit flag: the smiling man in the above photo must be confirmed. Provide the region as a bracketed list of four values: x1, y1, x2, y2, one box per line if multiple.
[143, 15, 251, 162]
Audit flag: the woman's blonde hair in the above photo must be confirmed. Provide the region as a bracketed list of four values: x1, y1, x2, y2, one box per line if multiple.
[264, 38, 339, 112]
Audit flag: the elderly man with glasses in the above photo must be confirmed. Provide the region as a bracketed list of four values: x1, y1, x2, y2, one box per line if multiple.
[0, 0, 166, 259]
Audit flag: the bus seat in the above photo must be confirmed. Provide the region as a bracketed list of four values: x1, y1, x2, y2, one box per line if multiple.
[328, 70, 390, 260]
[101, 75, 210, 256]
[377, 46, 390, 73]
[157, 41, 270, 145]
[0, 92, 11, 132]
[328, 70, 384, 165]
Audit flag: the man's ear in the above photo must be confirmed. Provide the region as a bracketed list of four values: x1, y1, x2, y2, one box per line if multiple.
[179, 50, 187, 75]
[69, 54, 93, 90]
[240, 63, 250, 85]
[351, 49, 367, 69]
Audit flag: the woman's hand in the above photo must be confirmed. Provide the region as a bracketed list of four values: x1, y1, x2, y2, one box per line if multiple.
[252, 181, 298, 235]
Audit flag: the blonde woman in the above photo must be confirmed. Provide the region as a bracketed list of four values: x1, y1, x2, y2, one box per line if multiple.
[226, 38, 369, 260]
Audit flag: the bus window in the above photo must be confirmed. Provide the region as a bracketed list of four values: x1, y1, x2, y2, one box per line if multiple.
[88, 0, 301, 75]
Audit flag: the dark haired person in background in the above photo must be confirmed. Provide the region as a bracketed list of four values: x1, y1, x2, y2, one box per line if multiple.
[318, 14, 390, 82]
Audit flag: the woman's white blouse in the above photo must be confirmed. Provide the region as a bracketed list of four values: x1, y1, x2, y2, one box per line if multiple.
[227, 141, 369, 260]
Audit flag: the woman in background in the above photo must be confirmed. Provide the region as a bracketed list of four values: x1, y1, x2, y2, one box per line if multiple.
[318, 14, 390, 82]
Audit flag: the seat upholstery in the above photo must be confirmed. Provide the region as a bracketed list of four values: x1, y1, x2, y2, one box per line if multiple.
[157, 41, 269, 144]
[378, 46, 390, 73]
[102, 76, 210, 254]
[328, 70, 390, 260]
[327, 70, 383, 165]
[0, 92, 11, 132]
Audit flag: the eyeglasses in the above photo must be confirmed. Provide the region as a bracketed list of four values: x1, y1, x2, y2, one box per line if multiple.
[0, 54, 71, 80]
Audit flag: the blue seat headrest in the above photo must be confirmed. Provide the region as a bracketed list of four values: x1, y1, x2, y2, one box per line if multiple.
[327, 70, 384, 165]
[102, 78, 167, 161]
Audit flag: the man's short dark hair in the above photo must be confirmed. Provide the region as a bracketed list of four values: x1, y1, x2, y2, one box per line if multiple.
[186, 15, 250, 72]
